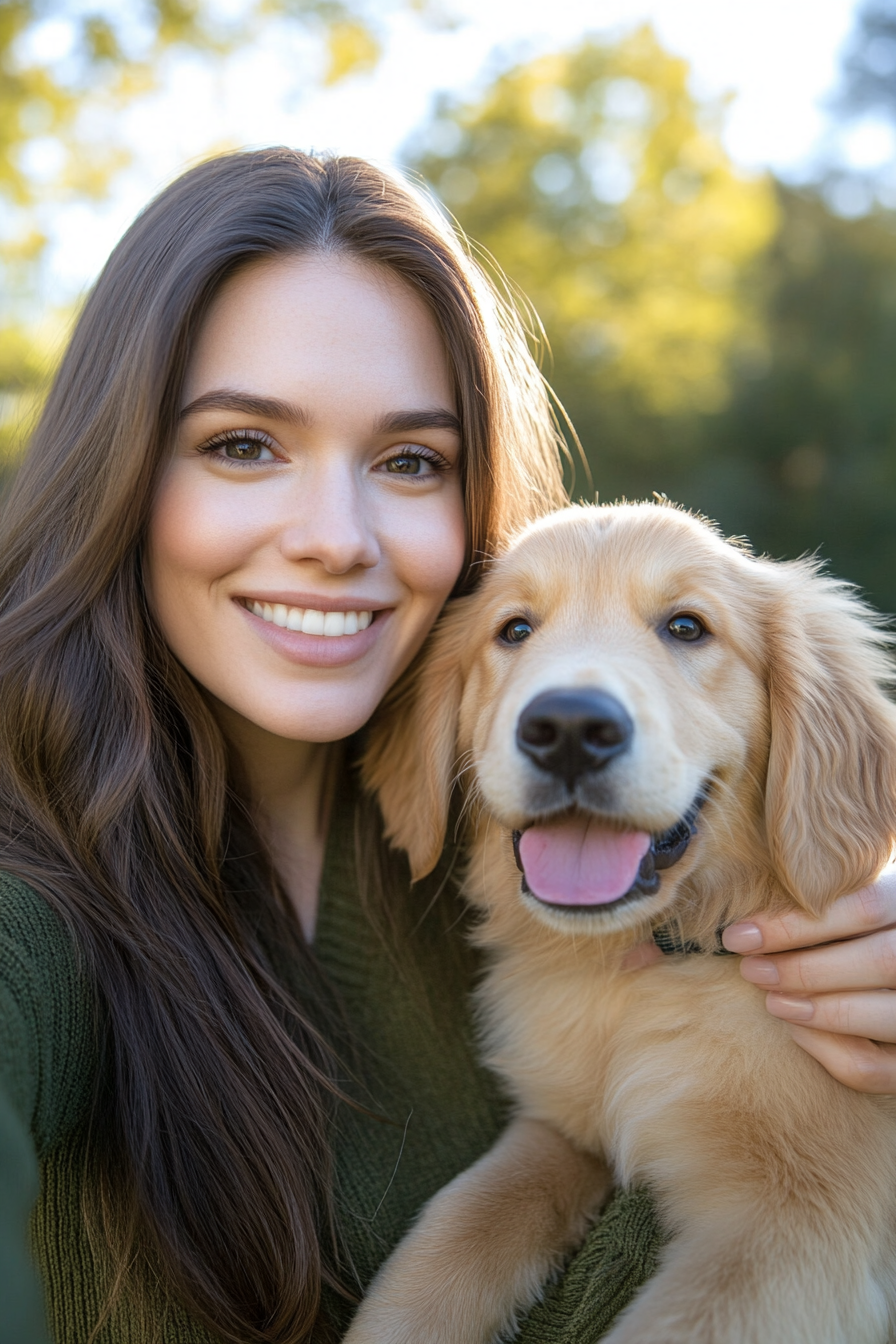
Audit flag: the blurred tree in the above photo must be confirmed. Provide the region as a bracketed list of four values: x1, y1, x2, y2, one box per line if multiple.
[697, 187, 896, 615]
[836, 0, 896, 121]
[0, 318, 60, 467]
[405, 28, 777, 486]
[819, 0, 896, 216]
[407, 29, 896, 612]
[2, 0, 447, 221]
[0, 0, 449, 461]
[748, 3, 896, 614]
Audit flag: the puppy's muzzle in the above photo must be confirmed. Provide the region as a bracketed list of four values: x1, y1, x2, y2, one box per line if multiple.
[516, 688, 633, 791]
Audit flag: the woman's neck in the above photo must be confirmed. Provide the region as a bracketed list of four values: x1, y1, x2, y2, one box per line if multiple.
[213, 701, 338, 942]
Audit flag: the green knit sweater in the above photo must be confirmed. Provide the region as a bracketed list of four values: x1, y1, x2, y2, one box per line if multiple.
[0, 784, 664, 1342]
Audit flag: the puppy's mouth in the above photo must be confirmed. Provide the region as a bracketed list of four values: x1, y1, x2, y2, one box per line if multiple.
[511, 796, 704, 914]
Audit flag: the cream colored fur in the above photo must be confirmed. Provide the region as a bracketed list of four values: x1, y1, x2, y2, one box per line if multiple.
[346, 502, 896, 1344]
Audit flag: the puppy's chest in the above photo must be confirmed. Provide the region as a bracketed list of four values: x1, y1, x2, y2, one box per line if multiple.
[475, 950, 641, 1145]
[475, 952, 753, 1154]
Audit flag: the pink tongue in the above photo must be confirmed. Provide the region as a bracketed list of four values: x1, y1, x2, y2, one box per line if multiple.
[519, 818, 651, 906]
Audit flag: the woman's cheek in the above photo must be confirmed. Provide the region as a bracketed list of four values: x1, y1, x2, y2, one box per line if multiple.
[146, 468, 272, 610]
[376, 491, 466, 684]
[389, 485, 467, 602]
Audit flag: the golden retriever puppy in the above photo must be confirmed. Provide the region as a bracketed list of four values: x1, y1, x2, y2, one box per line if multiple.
[348, 502, 896, 1344]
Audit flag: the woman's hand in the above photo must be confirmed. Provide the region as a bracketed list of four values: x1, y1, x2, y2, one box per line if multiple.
[722, 867, 896, 1093]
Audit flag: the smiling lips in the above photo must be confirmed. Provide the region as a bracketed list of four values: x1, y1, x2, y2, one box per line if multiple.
[244, 599, 373, 637]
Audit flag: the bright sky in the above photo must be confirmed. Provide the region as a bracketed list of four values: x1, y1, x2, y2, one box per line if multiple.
[34, 0, 878, 298]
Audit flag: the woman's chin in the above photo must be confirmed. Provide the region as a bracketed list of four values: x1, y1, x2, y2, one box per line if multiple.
[208, 684, 384, 747]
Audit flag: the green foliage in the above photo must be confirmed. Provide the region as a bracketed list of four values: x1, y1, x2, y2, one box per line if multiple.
[2, 2, 216, 220]
[321, 18, 381, 83]
[0, 318, 59, 472]
[0, 0, 448, 468]
[0, 0, 448, 288]
[699, 189, 896, 616]
[6, 14, 896, 613]
[406, 31, 896, 615]
[408, 28, 777, 424]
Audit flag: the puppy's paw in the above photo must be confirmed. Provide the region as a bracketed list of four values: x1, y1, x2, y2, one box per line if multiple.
[343, 1117, 609, 1344]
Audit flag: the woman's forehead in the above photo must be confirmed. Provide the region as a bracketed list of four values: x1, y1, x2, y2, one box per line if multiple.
[182, 251, 457, 421]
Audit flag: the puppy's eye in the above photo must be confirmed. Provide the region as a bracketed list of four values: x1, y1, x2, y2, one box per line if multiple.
[666, 613, 706, 642]
[500, 618, 534, 645]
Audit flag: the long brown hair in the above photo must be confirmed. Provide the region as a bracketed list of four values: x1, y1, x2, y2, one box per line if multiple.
[0, 149, 566, 1342]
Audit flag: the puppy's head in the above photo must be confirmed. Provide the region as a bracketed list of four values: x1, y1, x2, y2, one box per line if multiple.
[365, 503, 896, 944]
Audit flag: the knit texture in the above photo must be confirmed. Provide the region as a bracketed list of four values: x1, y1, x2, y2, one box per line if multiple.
[0, 784, 665, 1342]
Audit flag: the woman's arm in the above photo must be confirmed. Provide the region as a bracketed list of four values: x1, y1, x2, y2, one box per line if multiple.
[0, 874, 89, 1344]
[0, 1081, 50, 1344]
[722, 868, 896, 1093]
[0, 948, 54, 1344]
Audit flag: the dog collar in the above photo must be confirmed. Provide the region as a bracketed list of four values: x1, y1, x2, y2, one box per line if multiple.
[633, 795, 704, 895]
[652, 925, 735, 957]
[647, 793, 733, 954]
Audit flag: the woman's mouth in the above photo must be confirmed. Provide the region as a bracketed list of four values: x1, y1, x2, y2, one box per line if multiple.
[242, 600, 373, 637]
[236, 596, 387, 669]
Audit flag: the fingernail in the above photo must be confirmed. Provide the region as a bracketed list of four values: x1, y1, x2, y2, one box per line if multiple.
[721, 922, 763, 953]
[740, 956, 779, 986]
[766, 993, 815, 1022]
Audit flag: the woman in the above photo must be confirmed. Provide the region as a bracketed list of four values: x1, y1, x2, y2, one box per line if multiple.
[0, 147, 894, 1344]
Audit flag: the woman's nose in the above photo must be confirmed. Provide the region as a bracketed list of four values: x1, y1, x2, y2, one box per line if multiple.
[277, 466, 381, 574]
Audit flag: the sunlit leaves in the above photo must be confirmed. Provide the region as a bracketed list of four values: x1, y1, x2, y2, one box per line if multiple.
[0, 320, 58, 465]
[414, 33, 896, 614]
[324, 19, 380, 84]
[408, 27, 778, 419]
[0, 0, 444, 461]
[708, 186, 896, 613]
[82, 16, 122, 64]
[3, 4, 215, 212]
[0, 0, 439, 251]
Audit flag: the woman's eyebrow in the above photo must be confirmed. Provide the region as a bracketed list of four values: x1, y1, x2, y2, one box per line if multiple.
[373, 409, 461, 435]
[177, 394, 460, 437]
[178, 390, 312, 425]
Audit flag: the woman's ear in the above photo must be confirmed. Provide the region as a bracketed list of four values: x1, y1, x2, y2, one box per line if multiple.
[764, 567, 896, 912]
[361, 598, 475, 881]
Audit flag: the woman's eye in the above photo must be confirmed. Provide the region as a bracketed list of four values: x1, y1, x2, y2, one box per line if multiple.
[201, 432, 277, 464]
[382, 449, 445, 476]
[386, 454, 427, 475]
[500, 618, 534, 645]
[666, 613, 706, 642]
[221, 437, 274, 462]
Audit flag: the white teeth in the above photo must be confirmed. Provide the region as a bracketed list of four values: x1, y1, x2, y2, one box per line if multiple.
[301, 608, 325, 635]
[247, 600, 374, 636]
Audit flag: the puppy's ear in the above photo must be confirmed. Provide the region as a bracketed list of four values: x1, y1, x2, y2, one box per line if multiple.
[764, 567, 896, 911]
[361, 598, 474, 881]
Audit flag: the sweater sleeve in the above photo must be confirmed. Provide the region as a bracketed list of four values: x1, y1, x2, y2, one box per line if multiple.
[512, 1186, 665, 1343]
[0, 873, 93, 1344]
[0, 1025, 50, 1342]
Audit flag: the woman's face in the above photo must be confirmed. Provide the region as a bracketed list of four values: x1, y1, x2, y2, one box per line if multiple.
[145, 252, 466, 743]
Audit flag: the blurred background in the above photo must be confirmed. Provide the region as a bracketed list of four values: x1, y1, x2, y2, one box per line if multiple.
[3, 0, 896, 609]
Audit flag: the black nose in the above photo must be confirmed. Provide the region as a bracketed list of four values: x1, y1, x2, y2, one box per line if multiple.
[516, 688, 633, 789]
